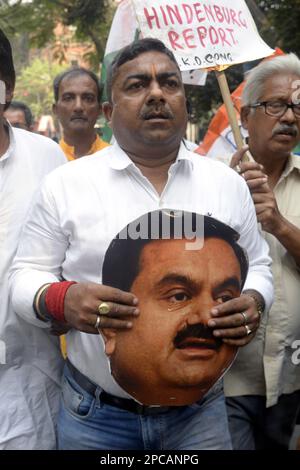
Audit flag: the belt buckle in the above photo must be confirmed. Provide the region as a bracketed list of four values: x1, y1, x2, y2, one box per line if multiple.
[135, 403, 169, 415]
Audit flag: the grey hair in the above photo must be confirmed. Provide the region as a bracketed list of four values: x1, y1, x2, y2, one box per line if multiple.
[242, 53, 300, 106]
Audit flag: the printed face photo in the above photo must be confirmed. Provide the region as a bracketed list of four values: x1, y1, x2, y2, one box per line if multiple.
[101, 211, 248, 406]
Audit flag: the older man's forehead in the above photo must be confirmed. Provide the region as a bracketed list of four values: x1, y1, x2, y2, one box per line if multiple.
[261, 72, 300, 100]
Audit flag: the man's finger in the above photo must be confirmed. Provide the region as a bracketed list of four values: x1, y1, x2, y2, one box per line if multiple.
[208, 312, 248, 329]
[95, 286, 138, 305]
[96, 317, 134, 330]
[229, 145, 249, 169]
[246, 178, 269, 190]
[210, 298, 251, 316]
[92, 301, 139, 318]
[242, 169, 266, 181]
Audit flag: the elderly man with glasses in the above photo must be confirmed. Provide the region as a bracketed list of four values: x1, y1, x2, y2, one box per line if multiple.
[223, 53, 300, 450]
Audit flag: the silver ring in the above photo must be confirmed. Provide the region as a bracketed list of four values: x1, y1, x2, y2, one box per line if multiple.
[94, 315, 101, 329]
[245, 324, 252, 336]
[97, 302, 110, 315]
[241, 311, 247, 325]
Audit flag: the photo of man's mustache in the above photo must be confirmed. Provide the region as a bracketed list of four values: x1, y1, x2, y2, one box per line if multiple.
[174, 323, 223, 350]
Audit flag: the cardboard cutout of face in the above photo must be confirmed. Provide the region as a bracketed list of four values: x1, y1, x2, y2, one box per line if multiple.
[101, 210, 248, 406]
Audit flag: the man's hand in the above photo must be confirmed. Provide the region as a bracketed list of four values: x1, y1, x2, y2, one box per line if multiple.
[230, 145, 268, 192]
[251, 183, 286, 235]
[64, 282, 139, 334]
[230, 145, 285, 235]
[207, 294, 261, 346]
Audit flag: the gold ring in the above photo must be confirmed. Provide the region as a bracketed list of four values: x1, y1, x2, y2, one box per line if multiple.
[241, 311, 247, 325]
[94, 315, 101, 329]
[245, 324, 252, 336]
[98, 302, 110, 315]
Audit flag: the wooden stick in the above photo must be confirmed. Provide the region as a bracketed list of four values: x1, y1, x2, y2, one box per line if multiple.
[215, 70, 249, 162]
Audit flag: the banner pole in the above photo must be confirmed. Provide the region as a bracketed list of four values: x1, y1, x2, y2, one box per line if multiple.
[215, 70, 249, 162]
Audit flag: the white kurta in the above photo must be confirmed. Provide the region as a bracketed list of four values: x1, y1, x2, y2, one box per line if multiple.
[0, 125, 66, 449]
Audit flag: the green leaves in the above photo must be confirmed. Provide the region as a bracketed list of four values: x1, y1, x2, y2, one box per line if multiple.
[14, 58, 65, 118]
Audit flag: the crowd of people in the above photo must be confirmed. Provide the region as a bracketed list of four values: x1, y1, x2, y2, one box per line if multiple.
[1, 26, 300, 451]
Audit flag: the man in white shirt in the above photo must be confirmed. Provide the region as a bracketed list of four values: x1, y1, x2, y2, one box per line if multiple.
[10, 38, 273, 450]
[0, 29, 66, 449]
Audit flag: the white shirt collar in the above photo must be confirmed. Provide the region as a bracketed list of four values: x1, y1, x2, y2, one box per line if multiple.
[108, 140, 195, 171]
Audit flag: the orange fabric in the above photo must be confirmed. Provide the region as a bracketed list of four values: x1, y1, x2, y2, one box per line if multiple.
[195, 48, 285, 156]
[60, 134, 109, 161]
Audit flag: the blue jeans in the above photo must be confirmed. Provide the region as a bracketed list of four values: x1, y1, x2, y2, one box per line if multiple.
[226, 392, 300, 450]
[57, 364, 232, 450]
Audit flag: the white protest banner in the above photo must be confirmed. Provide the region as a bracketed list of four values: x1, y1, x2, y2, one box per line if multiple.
[102, 0, 206, 87]
[132, 0, 274, 71]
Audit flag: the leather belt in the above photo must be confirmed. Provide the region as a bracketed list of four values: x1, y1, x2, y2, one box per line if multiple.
[66, 359, 174, 415]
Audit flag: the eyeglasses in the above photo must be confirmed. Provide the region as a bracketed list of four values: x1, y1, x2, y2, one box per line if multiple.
[249, 101, 300, 119]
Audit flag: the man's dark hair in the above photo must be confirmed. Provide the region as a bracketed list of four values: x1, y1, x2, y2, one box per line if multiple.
[7, 101, 34, 128]
[106, 38, 181, 103]
[0, 29, 16, 110]
[102, 210, 249, 292]
[53, 67, 102, 103]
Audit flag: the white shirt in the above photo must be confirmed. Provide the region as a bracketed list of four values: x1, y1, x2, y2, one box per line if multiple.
[0, 125, 66, 449]
[10, 142, 273, 399]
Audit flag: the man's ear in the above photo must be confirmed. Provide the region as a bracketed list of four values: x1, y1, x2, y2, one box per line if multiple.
[102, 101, 113, 126]
[52, 103, 57, 116]
[100, 328, 117, 356]
[241, 106, 250, 130]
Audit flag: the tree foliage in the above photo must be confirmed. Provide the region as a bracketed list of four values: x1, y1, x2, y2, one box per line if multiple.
[258, 0, 300, 56]
[0, 0, 114, 65]
[1, 0, 300, 134]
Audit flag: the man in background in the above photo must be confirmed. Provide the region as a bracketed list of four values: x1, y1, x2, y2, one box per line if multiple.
[4, 100, 34, 131]
[0, 29, 66, 449]
[223, 53, 300, 450]
[53, 67, 109, 160]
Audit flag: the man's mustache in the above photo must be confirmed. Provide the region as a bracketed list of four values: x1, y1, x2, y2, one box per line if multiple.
[174, 323, 222, 350]
[71, 114, 88, 121]
[140, 106, 174, 120]
[272, 123, 298, 137]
